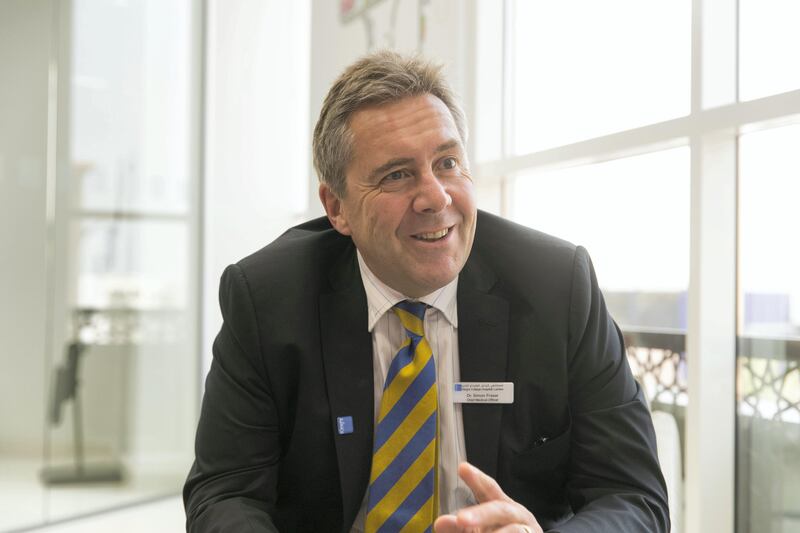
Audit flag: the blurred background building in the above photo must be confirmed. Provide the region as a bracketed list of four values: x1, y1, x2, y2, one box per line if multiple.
[0, 0, 798, 532]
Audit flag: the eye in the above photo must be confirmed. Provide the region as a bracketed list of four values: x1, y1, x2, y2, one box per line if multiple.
[384, 170, 406, 182]
[379, 169, 410, 190]
[440, 156, 458, 170]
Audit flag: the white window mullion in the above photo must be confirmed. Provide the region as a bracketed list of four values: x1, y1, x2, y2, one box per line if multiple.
[474, 88, 800, 184]
[685, 1, 737, 532]
[686, 133, 737, 533]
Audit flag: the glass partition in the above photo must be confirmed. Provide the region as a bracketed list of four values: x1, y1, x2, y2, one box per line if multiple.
[0, 0, 200, 529]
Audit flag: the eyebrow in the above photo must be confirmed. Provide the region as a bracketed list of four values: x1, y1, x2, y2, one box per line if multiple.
[366, 139, 462, 182]
[434, 140, 460, 153]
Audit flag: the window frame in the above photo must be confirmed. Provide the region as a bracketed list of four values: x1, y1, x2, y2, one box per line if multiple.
[464, 1, 800, 532]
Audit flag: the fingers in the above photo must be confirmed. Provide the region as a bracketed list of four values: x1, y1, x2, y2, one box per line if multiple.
[440, 462, 542, 533]
[432, 514, 462, 533]
[457, 462, 509, 503]
[454, 500, 535, 531]
[494, 525, 542, 533]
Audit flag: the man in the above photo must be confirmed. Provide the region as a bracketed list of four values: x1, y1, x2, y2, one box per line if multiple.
[184, 51, 669, 532]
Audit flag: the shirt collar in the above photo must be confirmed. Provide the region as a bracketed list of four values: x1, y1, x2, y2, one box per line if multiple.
[356, 250, 459, 332]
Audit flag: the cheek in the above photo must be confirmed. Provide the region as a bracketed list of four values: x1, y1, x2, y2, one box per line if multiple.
[367, 200, 407, 236]
[457, 196, 477, 226]
[454, 179, 477, 205]
[344, 195, 376, 233]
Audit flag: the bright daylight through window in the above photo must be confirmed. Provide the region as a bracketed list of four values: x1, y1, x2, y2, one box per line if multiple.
[472, 1, 800, 532]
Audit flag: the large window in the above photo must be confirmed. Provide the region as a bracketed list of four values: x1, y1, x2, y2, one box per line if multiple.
[470, 1, 800, 532]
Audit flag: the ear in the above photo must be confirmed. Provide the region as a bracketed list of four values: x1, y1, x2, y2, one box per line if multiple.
[318, 183, 352, 236]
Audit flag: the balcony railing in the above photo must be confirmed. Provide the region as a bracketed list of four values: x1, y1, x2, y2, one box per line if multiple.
[623, 327, 688, 408]
[622, 327, 800, 424]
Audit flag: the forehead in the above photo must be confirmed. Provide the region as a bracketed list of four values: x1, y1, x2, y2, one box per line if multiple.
[348, 94, 461, 154]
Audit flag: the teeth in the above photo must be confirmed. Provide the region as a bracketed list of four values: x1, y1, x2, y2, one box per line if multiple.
[415, 228, 449, 240]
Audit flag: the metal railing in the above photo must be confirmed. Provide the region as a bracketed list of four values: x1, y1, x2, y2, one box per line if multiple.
[622, 327, 800, 424]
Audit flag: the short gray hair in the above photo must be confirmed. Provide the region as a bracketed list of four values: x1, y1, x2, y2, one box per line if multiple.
[312, 50, 468, 198]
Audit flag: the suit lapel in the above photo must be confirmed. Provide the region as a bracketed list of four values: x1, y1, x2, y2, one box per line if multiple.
[457, 256, 509, 480]
[319, 245, 374, 532]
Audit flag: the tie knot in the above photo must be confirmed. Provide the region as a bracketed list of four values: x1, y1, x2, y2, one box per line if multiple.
[393, 300, 428, 320]
[392, 301, 428, 339]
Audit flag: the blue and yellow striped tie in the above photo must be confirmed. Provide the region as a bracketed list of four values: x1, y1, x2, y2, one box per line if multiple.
[366, 300, 438, 533]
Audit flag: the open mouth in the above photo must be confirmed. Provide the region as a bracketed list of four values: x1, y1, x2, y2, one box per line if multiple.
[412, 227, 451, 242]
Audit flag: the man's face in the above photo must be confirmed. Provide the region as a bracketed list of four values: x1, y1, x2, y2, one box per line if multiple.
[319, 94, 477, 297]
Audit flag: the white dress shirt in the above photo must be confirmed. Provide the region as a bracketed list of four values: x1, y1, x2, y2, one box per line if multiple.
[350, 251, 475, 532]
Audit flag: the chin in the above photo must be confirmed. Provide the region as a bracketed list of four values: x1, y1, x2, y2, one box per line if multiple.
[414, 271, 459, 294]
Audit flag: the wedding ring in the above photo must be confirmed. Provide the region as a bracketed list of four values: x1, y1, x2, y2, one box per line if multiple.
[519, 526, 533, 533]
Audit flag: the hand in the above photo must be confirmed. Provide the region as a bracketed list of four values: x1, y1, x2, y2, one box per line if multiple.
[434, 462, 543, 533]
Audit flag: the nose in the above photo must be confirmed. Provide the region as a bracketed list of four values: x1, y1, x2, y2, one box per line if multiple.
[412, 170, 452, 213]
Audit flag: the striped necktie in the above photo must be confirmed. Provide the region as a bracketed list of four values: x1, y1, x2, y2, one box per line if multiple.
[366, 300, 438, 533]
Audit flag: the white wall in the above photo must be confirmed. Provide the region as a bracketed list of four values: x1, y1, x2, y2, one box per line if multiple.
[0, 0, 52, 457]
[0, 2, 55, 529]
[202, 0, 311, 374]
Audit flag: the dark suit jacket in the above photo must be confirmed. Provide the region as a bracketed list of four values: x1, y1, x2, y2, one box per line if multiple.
[183, 211, 669, 532]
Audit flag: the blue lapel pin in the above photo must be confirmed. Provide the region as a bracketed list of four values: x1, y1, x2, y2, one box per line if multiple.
[337, 416, 354, 435]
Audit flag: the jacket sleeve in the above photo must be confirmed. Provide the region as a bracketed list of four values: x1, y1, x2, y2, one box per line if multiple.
[183, 264, 281, 532]
[551, 246, 670, 532]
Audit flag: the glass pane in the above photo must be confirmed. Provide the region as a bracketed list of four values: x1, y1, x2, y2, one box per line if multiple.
[71, 0, 191, 216]
[76, 219, 190, 310]
[511, 0, 691, 154]
[510, 148, 690, 499]
[739, 0, 800, 101]
[511, 148, 690, 328]
[737, 123, 800, 533]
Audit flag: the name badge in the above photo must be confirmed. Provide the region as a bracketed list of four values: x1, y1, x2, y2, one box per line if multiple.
[453, 382, 514, 404]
